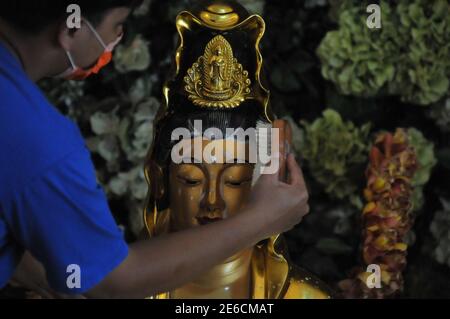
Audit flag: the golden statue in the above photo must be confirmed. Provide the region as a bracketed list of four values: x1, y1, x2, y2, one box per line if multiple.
[184, 34, 251, 108]
[143, 0, 333, 299]
[207, 38, 229, 91]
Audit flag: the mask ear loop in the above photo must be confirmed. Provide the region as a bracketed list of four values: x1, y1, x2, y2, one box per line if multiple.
[83, 19, 108, 50]
[65, 51, 78, 70]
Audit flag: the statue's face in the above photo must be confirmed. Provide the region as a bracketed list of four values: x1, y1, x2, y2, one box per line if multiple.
[169, 138, 254, 232]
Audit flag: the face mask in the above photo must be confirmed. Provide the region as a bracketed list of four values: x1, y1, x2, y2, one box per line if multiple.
[57, 19, 123, 81]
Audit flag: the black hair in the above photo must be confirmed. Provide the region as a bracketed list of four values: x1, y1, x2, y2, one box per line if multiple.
[0, 0, 144, 34]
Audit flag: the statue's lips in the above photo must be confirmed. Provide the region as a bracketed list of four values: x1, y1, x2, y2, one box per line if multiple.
[196, 216, 223, 225]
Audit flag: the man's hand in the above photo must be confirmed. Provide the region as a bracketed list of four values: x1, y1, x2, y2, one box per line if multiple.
[245, 153, 309, 240]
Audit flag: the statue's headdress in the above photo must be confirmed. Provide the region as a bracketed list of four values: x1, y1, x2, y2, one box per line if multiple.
[156, 0, 273, 122]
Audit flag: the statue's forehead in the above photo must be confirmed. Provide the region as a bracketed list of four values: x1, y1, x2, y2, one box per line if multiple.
[173, 136, 250, 164]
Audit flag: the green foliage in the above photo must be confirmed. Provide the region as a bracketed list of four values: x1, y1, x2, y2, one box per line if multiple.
[317, 0, 450, 105]
[300, 109, 371, 200]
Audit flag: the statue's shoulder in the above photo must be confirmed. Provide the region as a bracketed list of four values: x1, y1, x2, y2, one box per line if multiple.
[283, 265, 335, 299]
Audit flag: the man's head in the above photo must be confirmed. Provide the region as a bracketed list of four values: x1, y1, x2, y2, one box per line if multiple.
[0, 0, 143, 79]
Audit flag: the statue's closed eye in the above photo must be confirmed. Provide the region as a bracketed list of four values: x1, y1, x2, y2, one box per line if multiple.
[224, 179, 252, 188]
[177, 175, 203, 187]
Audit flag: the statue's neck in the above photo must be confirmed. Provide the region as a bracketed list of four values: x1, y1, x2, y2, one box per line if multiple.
[193, 248, 253, 288]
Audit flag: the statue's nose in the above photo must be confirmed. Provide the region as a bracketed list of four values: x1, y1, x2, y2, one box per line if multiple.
[199, 181, 226, 217]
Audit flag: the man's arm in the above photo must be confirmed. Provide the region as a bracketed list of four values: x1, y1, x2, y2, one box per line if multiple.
[12, 155, 308, 299]
[87, 154, 309, 299]
[86, 209, 260, 299]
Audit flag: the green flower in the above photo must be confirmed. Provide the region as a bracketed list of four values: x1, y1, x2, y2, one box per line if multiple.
[300, 109, 371, 200]
[317, 2, 396, 97]
[390, 1, 450, 105]
[317, 0, 450, 105]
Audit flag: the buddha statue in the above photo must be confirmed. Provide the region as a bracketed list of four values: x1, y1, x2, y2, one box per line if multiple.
[143, 0, 333, 299]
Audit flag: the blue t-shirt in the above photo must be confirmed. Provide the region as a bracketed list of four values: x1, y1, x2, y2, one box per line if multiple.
[0, 42, 128, 294]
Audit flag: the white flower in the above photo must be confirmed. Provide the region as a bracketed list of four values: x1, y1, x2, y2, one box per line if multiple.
[97, 135, 120, 163]
[119, 97, 160, 163]
[127, 199, 146, 237]
[90, 107, 121, 135]
[129, 74, 158, 105]
[430, 198, 450, 267]
[114, 35, 151, 74]
[130, 168, 148, 201]
[133, 0, 152, 17]
[108, 167, 148, 201]
[108, 172, 130, 197]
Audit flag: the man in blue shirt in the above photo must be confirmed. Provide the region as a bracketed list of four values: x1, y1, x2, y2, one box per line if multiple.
[0, 0, 311, 298]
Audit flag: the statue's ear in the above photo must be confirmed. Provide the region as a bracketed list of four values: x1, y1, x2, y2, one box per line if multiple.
[143, 159, 166, 237]
[147, 159, 165, 202]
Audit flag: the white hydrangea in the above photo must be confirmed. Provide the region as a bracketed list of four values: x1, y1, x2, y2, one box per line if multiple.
[119, 97, 160, 164]
[114, 35, 151, 74]
[108, 166, 148, 201]
[129, 74, 158, 105]
[90, 106, 121, 135]
[430, 198, 450, 267]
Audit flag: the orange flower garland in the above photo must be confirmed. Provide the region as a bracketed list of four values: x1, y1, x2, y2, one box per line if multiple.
[340, 129, 418, 298]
